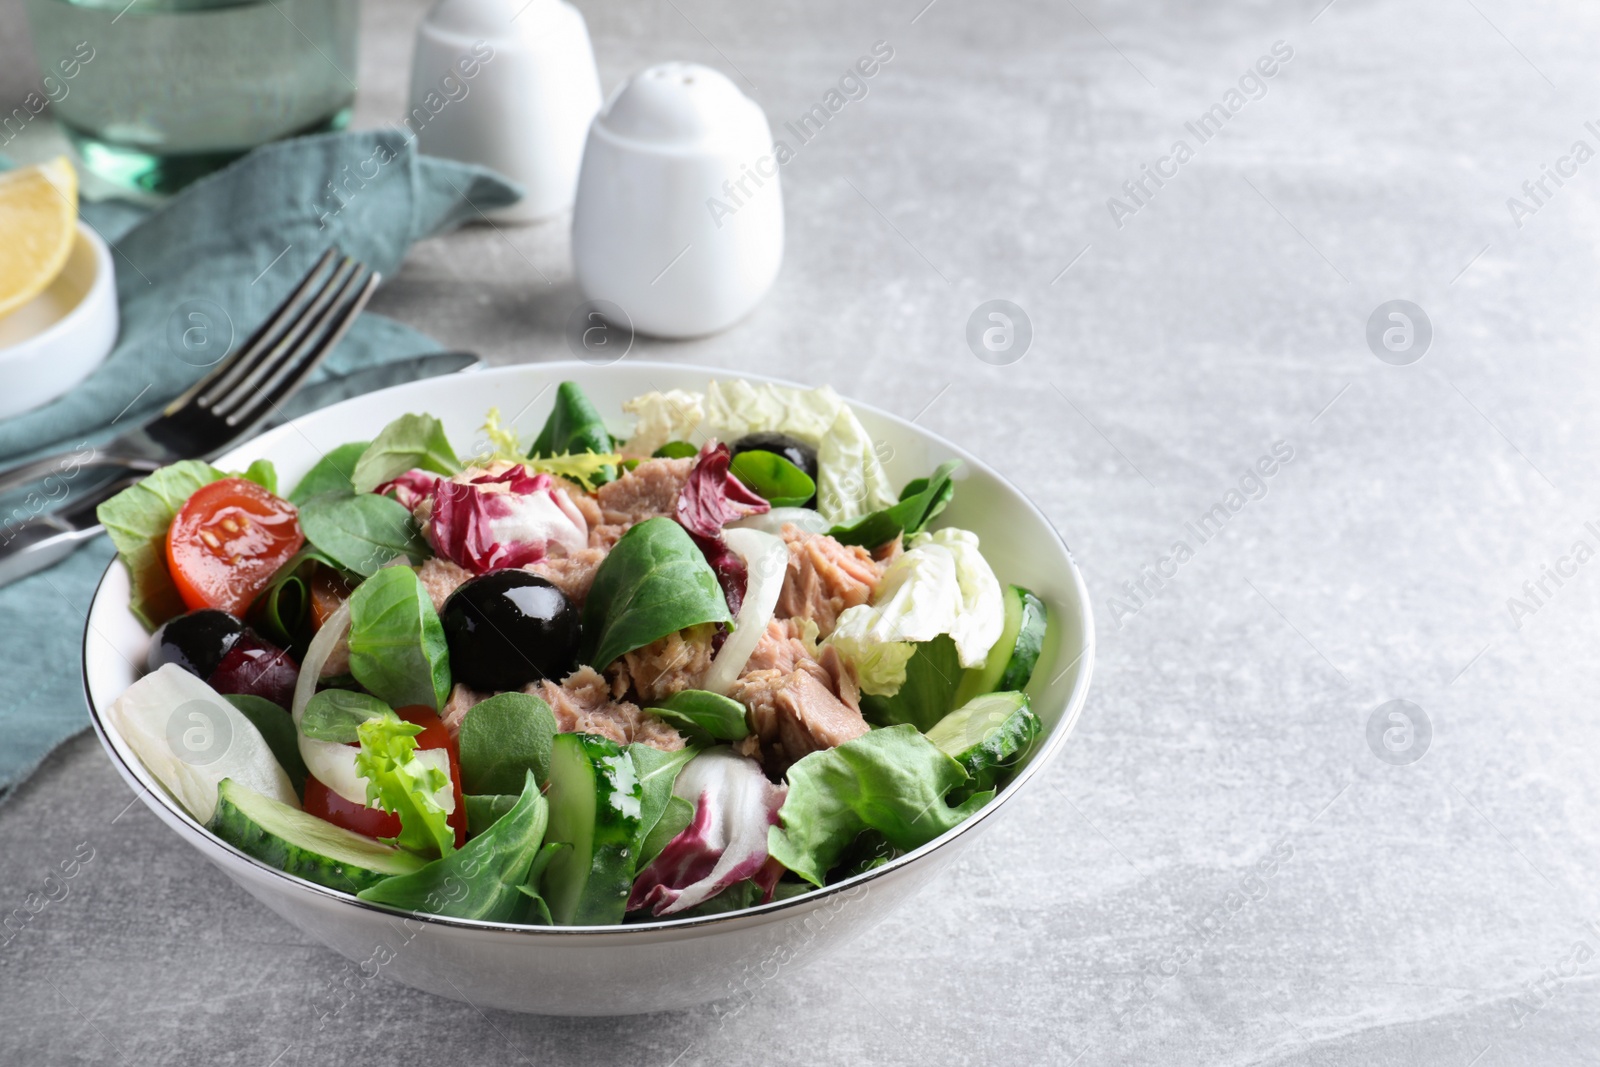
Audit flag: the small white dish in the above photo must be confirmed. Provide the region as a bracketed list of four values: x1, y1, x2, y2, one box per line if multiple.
[0, 220, 117, 420]
[572, 63, 785, 339]
[81, 362, 1095, 1015]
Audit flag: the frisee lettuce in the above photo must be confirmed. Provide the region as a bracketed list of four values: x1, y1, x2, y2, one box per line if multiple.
[354, 714, 455, 857]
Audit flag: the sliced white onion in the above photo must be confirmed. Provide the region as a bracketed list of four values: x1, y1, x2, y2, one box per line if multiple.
[702, 528, 788, 695]
[728, 507, 830, 536]
[292, 598, 455, 813]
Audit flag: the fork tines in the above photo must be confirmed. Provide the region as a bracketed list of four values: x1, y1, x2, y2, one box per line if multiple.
[168, 248, 382, 431]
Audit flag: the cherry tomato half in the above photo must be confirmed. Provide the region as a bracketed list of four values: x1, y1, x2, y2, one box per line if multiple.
[167, 478, 304, 617]
[302, 706, 466, 849]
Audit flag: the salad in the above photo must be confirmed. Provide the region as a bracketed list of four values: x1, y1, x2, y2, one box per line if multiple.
[98, 379, 1050, 925]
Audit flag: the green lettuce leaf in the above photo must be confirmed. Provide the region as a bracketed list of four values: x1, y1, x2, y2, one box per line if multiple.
[299, 492, 428, 576]
[347, 566, 452, 711]
[530, 381, 617, 487]
[628, 742, 701, 862]
[645, 689, 750, 744]
[458, 692, 558, 795]
[234, 459, 279, 494]
[351, 414, 460, 494]
[300, 689, 394, 743]
[354, 714, 456, 857]
[580, 517, 733, 669]
[95, 460, 224, 630]
[767, 724, 992, 886]
[359, 773, 549, 918]
[830, 460, 959, 549]
[858, 634, 962, 731]
[288, 441, 369, 505]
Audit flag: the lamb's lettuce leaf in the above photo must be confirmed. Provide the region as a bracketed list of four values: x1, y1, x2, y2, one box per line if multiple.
[768, 725, 992, 886]
[359, 773, 549, 918]
[300, 689, 395, 743]
[825, 527, 1004, 697]
[645, 689, 750, 744]
[530, 382, 616, 486]
[235, 459, 279, 495]
[288, 441, 369, 505]
[830, 460, 959, 549]
[346, 566, 452, 711]
[354, 713, 456, 858]
[351, 414, 460, 494]
[458, 692, 559, 795]
[580, 517, 733, 669]
[858, 634, 962, 731]
[729, 450, 815, 508]
[628, 742, 701, 862]
[96, 460, 225, 630]
[223, 693, 310, 798]
[299, 492, 427, 576]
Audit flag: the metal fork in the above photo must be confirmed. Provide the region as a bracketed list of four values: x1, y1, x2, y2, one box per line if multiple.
[0, 248, 381, 498]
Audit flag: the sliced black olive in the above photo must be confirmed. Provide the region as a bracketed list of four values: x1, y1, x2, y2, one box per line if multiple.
[440, 571, 579, 692]
[147, 609, 247, 679]
[730, 432, 818, 484]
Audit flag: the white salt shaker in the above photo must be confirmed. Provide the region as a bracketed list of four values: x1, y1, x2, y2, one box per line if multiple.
[407, 0, 601, 222]
[571, 62, 784, 338]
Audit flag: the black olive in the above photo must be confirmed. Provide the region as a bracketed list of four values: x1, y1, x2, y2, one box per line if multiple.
[441, 571, 579, 692]
[730, 432, 818, 484]
[148, 610, 247, 679]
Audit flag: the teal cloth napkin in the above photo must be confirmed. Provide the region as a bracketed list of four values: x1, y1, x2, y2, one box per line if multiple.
[0, 131, 519, 799]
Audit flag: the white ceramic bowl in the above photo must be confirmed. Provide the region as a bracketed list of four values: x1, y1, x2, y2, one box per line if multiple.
[0, 221, 118, 419]
[82, 362, 1094, 1016]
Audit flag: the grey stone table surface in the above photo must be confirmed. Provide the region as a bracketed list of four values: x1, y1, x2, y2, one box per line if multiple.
[5, 0, 1600, 1063]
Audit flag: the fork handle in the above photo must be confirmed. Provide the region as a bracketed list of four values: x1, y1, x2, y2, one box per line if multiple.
[0, 512, 104, 588]
[0, 448, 158, 499]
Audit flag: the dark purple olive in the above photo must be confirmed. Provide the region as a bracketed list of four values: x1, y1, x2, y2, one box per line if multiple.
[207, 633, 300, 709]
[730, 432, 818, 484]
[147, 609, 246, 679]
[441, 571, 578, 692]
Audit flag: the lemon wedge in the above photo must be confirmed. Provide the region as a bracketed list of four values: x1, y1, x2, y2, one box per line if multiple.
[0, 156, 79, 320]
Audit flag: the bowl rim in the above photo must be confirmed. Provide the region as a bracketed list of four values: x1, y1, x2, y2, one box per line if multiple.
[82, 360, 1096, 937]
[0, 220, 115, 364]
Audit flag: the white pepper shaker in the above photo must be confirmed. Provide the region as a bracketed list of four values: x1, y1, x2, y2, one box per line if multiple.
[407, 0, 601, 222]
[571, 62, 784, 338]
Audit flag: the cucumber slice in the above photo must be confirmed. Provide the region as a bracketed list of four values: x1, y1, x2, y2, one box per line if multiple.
[210, 778, 426, 893]
[954, 585, 1048, 706]
[925, 691, 1040, 797]
[540, 733, 644, 925]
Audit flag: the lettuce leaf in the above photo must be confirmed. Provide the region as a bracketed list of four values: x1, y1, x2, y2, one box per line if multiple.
[767, 725, 991, 886]
[530, 382, 617, 486]
[288, 441, 369, 505]
[96, 460, 225, 630]
[830, 460, 959, 549]
[824, 528, 1004, 697]
[346, 566, 452, 711]
[579, 517, 733, 669]
[354, 713, 455, 857]
[359, 772, 547, 920]
[351, 414, 460, 494]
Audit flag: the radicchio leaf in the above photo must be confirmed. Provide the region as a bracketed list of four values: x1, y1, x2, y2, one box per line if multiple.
[676, 443, 770, 616]
[390, 462, 589, 575]
[627, 750, 786, 916]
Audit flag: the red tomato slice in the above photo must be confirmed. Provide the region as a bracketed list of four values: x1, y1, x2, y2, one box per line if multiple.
[167, 478, 304, 617]
[302, 706, 466, 849]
